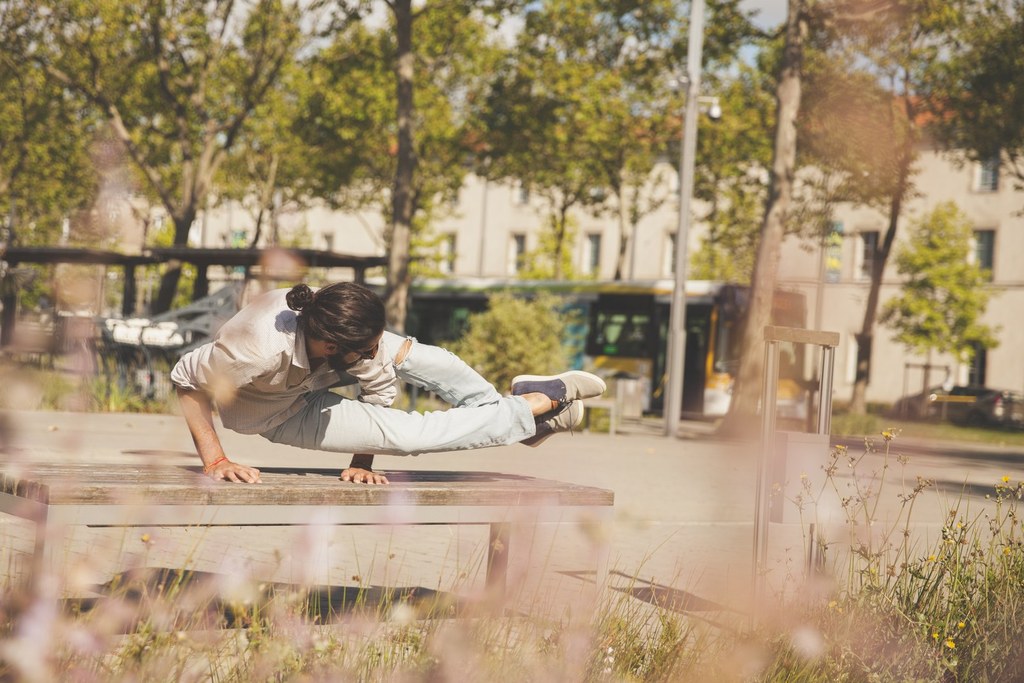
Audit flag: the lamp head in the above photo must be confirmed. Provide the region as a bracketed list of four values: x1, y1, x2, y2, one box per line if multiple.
[706, 101, 722, 121]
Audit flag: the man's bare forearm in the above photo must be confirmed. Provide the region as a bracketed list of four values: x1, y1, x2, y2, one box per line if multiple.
[176, 387, 226, 467]
[175, 387, 262, 483]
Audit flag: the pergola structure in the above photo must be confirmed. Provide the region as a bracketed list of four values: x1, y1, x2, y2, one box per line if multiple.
[0, 245, 387, 347]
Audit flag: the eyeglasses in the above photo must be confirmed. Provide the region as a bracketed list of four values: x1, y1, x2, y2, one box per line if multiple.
[339, 340, 379, 360]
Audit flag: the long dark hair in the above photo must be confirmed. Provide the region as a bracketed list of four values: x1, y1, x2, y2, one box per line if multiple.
[286, 282, 385, 351]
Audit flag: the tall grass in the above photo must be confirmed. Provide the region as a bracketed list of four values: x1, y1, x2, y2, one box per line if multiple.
[2, 433, 1024, 681]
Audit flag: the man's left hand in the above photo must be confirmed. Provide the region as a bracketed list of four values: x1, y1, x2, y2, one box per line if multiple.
[341, 467, 389, 485]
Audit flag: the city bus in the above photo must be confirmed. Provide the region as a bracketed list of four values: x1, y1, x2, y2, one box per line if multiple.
[406, 278, 808, 419]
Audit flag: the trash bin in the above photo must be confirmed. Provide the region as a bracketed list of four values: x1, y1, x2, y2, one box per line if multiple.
[614, 373, 644, 419]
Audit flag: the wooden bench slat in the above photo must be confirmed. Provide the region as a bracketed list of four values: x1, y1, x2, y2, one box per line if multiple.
[1, 464, 615, 508]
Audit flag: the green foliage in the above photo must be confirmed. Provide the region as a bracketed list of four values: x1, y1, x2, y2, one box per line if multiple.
[881, 202, 999, 362]
[10, 0, 305, 312]
[0, 30, 99, 246]
[515, 216, 584, 281]
[755, 435, 1024, 682]
[689, 64, 775, 283]
[214, 61, 311, 247]
[479, 0, 749, 280]
[294, 3, 507, 266]
[447, 292, 571, 392]
[927, 1, 1024, 198]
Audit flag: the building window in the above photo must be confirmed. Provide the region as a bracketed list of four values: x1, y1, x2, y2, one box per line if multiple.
[973, 229, 995, 280]
[664, 232, 677, 277]
[968, 342, 987, 387]
[858, 231, 878, 280]
[845, 336, 859, 384]
[322, 233, 334, 252]
[974, 153, 1000, 192]
[583, 233, 601, 275]
[823, 221, 843, 283]
[516, 185, 530, 205]
[508, 233, 526, 274]
[436, 232, 456, 274]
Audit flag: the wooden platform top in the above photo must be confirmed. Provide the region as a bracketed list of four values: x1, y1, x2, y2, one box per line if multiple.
[0, 463, 614, 508]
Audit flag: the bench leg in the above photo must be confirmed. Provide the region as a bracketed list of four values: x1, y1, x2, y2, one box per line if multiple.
[486, 522, 511, 595]
[29, 511, 70, 594]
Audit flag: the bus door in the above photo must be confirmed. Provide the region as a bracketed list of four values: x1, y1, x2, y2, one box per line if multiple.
[683, 304, 712, 414]
[585, 294, 658, 410]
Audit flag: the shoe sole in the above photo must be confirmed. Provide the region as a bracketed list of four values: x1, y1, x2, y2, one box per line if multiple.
[511, 371, 607, 400]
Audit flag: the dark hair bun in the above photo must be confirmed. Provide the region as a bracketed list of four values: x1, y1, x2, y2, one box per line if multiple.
[285, 284, 315, 311]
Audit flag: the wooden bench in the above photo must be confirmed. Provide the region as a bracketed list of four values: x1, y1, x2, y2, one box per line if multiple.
[0, 463, 614, 595]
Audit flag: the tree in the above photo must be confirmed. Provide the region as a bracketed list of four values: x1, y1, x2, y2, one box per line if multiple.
[880, 202, 998, 390]
[0, 8, 97, 247]
[726, 0, 967, 424]
[724, 0, 810, 425]
[214, 62, 312, 249]
[928, 1, 1024, 204]
[305, 1, 514, 331]
[823, 0, 966, 415]
[481, 0, 759, 282]
[16, 0, 304, 313]
[689, 66, 776, 283]
[479, 0, 615, 280]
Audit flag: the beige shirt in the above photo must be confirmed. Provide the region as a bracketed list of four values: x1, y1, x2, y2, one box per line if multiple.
[170, 288, 397, 434]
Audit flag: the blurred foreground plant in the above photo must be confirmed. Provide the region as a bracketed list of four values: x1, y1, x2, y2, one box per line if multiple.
[3, 432, 1024, 682]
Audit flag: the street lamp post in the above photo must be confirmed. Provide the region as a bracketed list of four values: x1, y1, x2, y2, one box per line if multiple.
[664, 0, 706, 438]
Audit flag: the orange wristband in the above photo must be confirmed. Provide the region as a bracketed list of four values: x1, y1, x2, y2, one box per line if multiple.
[203, 456, 229, 473]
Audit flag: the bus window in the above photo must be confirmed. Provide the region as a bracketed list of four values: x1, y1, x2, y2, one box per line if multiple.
[589, 310, 653, 357]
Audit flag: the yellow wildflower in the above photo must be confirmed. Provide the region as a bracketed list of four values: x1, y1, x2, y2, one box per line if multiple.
[932, 632, 939, 640]
[945, 639, 956, 649]
[1002, 476, 1011, 484]
[928, 554, 936, 561]
[881, 429, 895, 442]
[958, 621, 966, 629]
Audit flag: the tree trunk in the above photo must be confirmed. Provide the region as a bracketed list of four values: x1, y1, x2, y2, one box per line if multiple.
[613, 185, 629, 280]
[151, 211, 195, 314]
[553, 204, 570, 280]
[385, 0, 416, 333]
[848, 95, 916, 414]
[848, 190, 902, 414]
[723, 0, 807, 428]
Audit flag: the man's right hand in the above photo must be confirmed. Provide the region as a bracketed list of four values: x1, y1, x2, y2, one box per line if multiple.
[206, 458, 262, 484]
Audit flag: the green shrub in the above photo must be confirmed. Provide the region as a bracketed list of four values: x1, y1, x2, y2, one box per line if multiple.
[448, 291, 573, 393]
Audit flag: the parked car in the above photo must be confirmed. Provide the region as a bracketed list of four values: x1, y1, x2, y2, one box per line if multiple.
[890, 385, 1024, 428]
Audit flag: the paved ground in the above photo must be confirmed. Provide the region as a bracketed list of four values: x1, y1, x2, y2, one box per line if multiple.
[1, 408, 1017, 622]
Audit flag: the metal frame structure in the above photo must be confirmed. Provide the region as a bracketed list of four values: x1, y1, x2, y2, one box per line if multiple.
[752, 325, 839, 602]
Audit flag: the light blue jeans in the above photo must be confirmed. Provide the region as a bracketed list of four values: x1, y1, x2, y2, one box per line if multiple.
[261, 331, 536, 455]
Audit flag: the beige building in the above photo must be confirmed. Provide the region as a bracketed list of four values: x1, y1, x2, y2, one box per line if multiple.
[198, 147, 1023, 407]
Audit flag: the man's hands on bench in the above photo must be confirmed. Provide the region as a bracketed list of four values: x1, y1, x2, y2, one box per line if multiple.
[342, 453, 389, 485]
[206, 458, 262, 484]
[341, 467, 390, 485]
[201, 454, 389, 485]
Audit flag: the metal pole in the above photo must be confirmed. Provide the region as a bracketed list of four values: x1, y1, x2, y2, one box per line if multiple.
[477, 173, 489, 276]
[664, 0, 705, 437]
[817, 346, 835, 434]
[753, 339, 780, 601]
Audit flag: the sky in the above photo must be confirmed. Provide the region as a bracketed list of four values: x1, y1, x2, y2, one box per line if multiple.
[742, 0, 788, 29]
